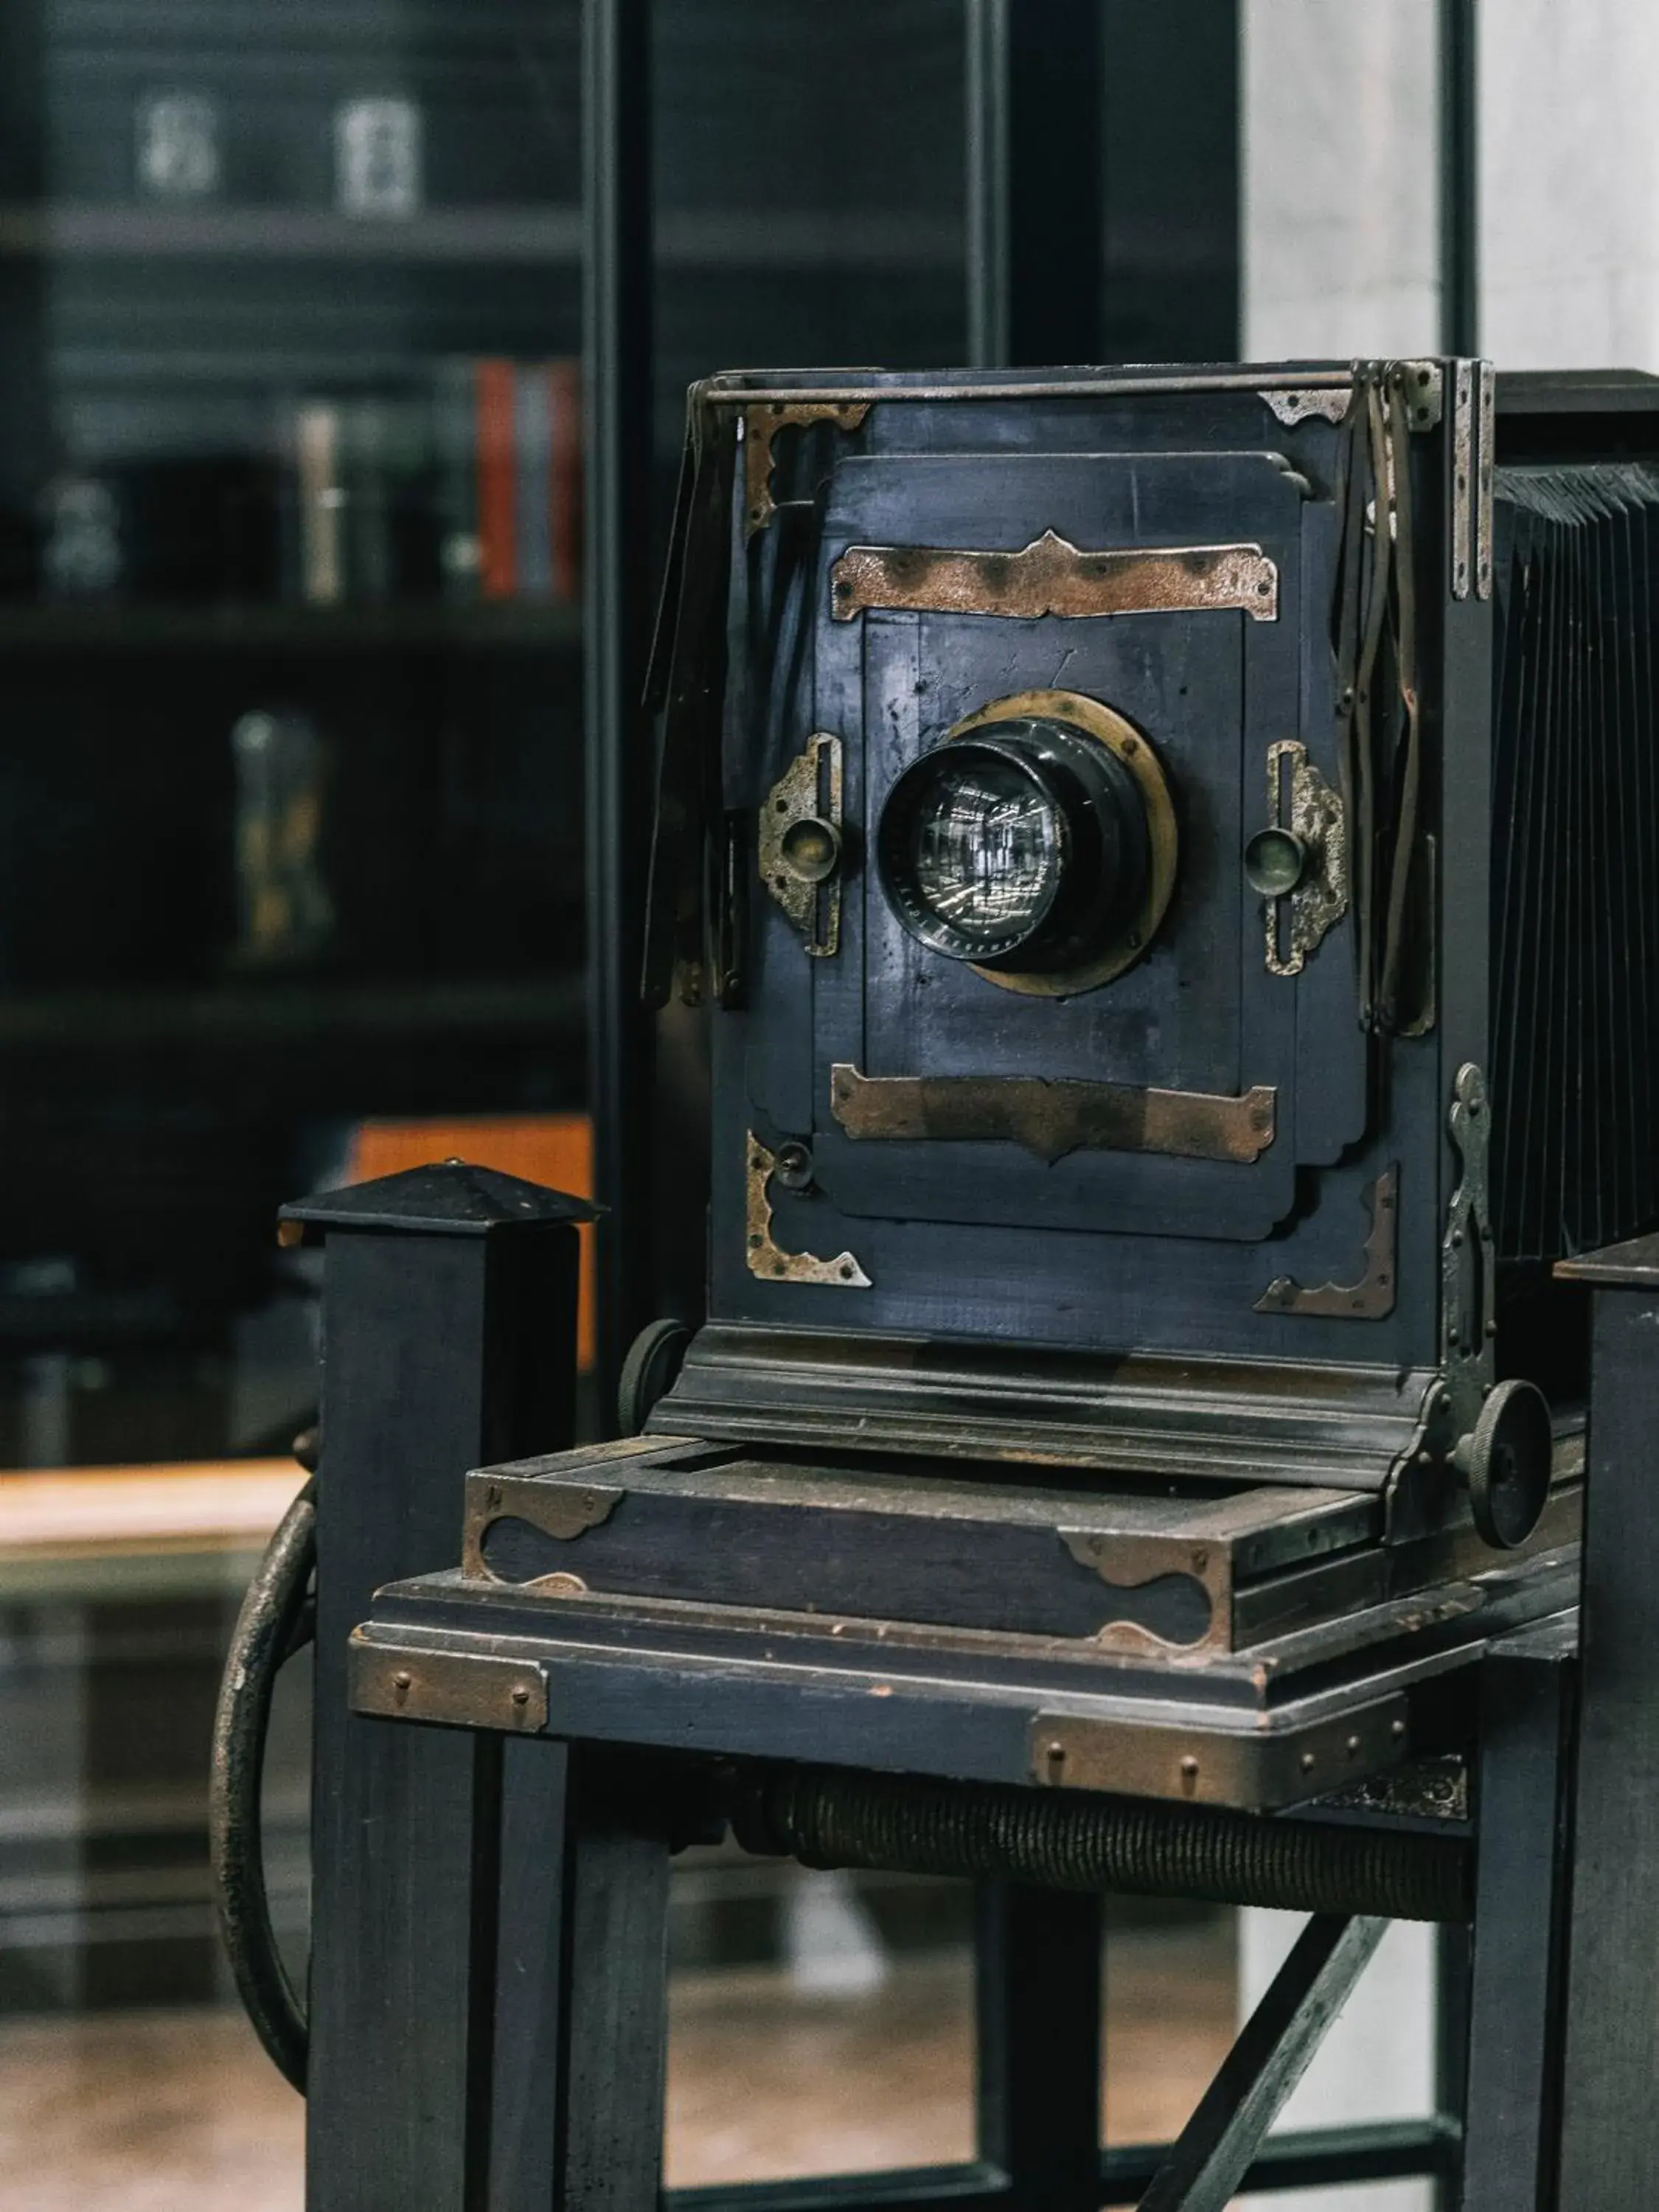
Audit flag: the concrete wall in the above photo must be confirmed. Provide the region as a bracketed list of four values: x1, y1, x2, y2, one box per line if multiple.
[1242, 0, 1440, 361]
[1480, 0, 1659, 369]
[1242, 0, 1659, 370]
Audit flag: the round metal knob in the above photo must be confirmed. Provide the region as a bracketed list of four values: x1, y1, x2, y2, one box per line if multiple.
[779, 816, 841, 883]
[1244, 825, 1310, 897]
[1455, 1377, 1553, 1550]
[617, 1318, 693, 1436]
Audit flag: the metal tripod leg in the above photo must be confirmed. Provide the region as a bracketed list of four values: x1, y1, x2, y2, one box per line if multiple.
[1137, 1913, 1387, 2212]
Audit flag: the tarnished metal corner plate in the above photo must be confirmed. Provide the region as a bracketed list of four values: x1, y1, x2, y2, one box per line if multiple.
[747, 1133, 870, 1287]
[830, 1065, 1276, 1166]
[1391, 360, 1444, 430]
[1029, 1692, 1408, 1812]
[1476, 361, 1495, 599]
[1262, 387, 1353, 428]
[350, 1631, 548, 1733]
[1059, 1528, 1229, 1658]
[830, 530, 1279, 624]
[1312, 1753, 1469, 1826]
[758, 732, 843, 956]
[1256, 1164, 1399, 1320]
[1451, 360, 1475, 599]
[463, 1470, 621, 1579]
[1262, 739, 1348, 975]
[744, 399, 870, 535]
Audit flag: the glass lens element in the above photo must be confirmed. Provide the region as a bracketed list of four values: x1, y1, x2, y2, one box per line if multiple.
[909, 758, 1062, 947]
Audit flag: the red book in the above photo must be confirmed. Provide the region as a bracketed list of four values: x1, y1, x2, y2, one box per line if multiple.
[475, 357, 516, 599]
[549, 357, 582, 605]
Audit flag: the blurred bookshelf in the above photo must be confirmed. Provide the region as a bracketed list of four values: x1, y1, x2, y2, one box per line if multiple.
[0, 0, 982, 2023]
[0, 0, 983, 1498]
[0, 203, 962, 269]
[0, 600, 581, 649]
[0, 0, 1251, 2065]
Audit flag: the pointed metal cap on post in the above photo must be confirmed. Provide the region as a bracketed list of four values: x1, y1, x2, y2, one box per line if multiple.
[276, 1160, 601, 1248]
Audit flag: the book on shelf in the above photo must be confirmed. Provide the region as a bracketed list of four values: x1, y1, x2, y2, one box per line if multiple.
[475, 356, 516, 600]
[287, 358, 581, 611]
[292, 403, 344, 606]
[439, 357, 582, 605]
[548, 358, 582, 605]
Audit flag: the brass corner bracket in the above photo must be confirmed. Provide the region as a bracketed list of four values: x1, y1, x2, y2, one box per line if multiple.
[1255, 1164, 1399, 1319]
[745, 1134, 870, 1288]
[744, 400, 870, 536]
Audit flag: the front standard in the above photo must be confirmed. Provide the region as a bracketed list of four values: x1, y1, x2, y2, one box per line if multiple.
[643, 361, 1659, 1546]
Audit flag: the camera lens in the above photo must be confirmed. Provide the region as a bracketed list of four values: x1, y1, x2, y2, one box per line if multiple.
[877, 715, 1152, 975]
[909, 756, 1063, 949]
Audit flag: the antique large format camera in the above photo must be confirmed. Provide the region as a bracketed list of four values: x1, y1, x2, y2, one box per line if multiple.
[570, 356, 1659, 1646]
[331, 361, 1659, 1801]
[213, 361, 1659, 2202]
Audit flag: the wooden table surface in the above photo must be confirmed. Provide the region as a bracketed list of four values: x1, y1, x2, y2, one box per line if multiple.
[0, 1461, 305, 1599]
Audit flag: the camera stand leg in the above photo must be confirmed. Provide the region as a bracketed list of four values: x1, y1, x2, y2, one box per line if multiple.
[1136, 1913, 1386, 2212]
[479, 1744, 674, 2212]
[1554, 1243, 1659, 2208]
[486, 1734, 571, 2206]
[975, 1883, 1104, 2212]
[1459, 1618, 1575, 2211]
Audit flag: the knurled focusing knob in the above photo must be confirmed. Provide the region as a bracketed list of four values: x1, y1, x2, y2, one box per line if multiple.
[1455, 1377, 1553, 1549]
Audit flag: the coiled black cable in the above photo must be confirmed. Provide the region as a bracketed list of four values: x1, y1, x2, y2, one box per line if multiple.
[731, 1763, 1470, 1924]
[209, 1472, 316, 2093]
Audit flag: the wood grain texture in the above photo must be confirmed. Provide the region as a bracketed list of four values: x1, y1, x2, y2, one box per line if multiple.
[305, 1211, 580, 2212]
[1557, 1290, 1659, 2209]
[1461, 1623, 1574, 2212]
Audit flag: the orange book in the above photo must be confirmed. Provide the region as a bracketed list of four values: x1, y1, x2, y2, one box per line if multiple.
[549, 358, 582, 605]
[475, 358, 517, 599]
[348, 1115, 594, 1371]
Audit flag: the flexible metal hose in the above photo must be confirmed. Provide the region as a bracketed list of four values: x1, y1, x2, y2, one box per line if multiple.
[731, 1763, 1471, 1924]
[209, 1476, 316, 2093]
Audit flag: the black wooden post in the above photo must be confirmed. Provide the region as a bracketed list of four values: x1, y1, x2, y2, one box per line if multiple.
[285, 1162, 588, 2212]
[1552, 1234, 1659, 2209]
[583, 0, 656, 1422]
[975, 1882, 1104, 2211]
[485, 1739, 673, 2212]
[1459, 1618, 1576, 2211]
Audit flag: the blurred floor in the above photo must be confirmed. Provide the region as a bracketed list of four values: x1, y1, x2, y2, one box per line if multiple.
[0, 2006, 301, 2212]
[0, 1915, 1234, 2209]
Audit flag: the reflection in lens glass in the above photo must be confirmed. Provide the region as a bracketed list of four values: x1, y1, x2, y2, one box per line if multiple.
[911, 759, 1061, 945]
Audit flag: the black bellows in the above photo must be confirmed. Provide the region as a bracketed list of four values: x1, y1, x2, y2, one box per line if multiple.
[1492, 465, 1659, 1262]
